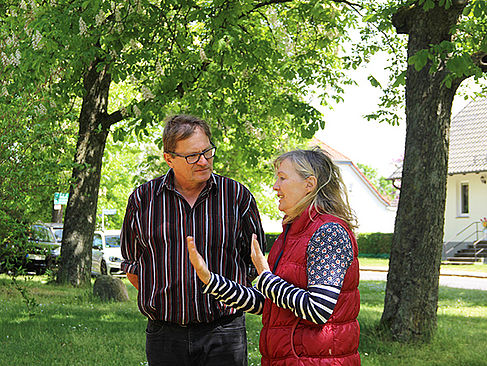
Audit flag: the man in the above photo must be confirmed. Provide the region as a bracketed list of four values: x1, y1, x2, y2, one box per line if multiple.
[120, 114, 265, 366]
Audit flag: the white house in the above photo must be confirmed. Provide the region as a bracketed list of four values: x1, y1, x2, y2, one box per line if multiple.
[312, 139, 397, 233]
[262, 139, 397, 234]
[389, 98, 487, 261]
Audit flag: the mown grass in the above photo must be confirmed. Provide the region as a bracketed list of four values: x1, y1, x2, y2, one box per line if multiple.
[1, 274, 486, 366]
[359, 257, 487, 274]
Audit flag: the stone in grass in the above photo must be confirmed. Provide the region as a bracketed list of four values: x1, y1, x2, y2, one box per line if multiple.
[93, 275, 129, 302]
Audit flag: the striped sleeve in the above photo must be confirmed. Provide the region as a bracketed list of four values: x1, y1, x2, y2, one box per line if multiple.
[202, 273, 264, 315]
[120, 190, 143, 275]
[254, 223, 353, 325]
[255, 271, 340, 324]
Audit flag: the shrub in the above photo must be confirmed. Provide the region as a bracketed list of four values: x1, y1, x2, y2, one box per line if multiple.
[357, 232, 393, 257]
[264, 231, 393, 257]
[264, 232, 281, 252]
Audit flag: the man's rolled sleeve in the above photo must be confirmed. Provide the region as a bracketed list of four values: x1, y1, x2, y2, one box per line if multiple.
[120, 193, 142, 275]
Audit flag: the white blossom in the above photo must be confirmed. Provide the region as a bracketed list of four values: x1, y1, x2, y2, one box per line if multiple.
[79, 17, 88, 36]
[140, 86, 155, 101]
[34, 103, 47, 115]
[1, 87, 8, 97]
[95, 10, 105, 26]
[28, 0, 36, 9]
[11, 50, 21, 67]
[133, 105, 141, 118]
[6, 35, 18, 47]
[0, 52, 8, 66]
[24, 23, 32, 36]
[199, 48, 208, 62]
[20, 0, 27, 10]
[120, 106, 128, 117]
[32, 30, 42, 50]
[155, 60, 163, 76]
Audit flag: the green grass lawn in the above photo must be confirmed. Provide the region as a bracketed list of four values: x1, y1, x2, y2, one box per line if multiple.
[359, 257, 487, 274]
[1, 274, 486, 365]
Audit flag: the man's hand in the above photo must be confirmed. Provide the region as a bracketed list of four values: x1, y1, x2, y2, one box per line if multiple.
[186, 236, 211, 285]
[251, 233, 270, 275]
[126, 273, 139, 290]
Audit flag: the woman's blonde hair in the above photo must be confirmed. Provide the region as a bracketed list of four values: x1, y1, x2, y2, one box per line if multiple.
[274, 148, 358, 230]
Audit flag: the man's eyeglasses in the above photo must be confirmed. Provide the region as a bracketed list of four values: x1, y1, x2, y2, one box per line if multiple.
[167, 144, 217, 164]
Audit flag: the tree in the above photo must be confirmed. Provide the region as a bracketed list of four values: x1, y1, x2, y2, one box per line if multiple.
[360, 0, 487, 342]
[1, 0, 359, 286]
[0, 53, 75, 274]
[357, 163, 398, 201]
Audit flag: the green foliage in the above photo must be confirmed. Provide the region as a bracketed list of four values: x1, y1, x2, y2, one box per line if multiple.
[359, 0, 487, 125]
[357, 232, 393, 256]
[2, 0, 363, 240]
[356, 163, 398, 202]
[0, 59, 76, 274]
[264, 232, 281, 253]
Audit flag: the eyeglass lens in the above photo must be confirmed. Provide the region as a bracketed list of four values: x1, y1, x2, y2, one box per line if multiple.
[186, 147, 216, 164]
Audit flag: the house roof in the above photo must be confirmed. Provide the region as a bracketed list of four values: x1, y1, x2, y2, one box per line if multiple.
[448, 97, 487, 174]
[310, 138, 351, 161]
[310, 138, 392, 206]
[388, 97, 487, 179]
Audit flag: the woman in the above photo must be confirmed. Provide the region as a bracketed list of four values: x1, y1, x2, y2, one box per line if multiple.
[187, 148, 361, 365]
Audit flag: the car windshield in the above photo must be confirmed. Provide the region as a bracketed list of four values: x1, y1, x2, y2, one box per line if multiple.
[105, 235, 120, 248]
[29, 225, 55, 242]
[53, 229, 63, 242]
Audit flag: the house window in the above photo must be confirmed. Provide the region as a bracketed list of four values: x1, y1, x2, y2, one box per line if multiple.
[460, 182, 469, 215]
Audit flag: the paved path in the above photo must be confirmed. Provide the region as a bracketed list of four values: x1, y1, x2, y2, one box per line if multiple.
[360, 267, 487, 291]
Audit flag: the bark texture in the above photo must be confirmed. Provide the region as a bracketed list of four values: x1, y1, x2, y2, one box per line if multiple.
[57, 58, 119, 286]
[380, 1, 467, 342]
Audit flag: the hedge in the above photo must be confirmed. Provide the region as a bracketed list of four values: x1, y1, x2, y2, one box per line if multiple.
[264, 231, 392, 257]
[356, 232, 392, 257]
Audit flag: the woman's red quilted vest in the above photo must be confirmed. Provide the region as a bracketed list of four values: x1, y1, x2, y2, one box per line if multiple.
[259, 207, 360, 366]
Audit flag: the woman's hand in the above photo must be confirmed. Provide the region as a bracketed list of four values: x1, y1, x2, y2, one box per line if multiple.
[186, 236, 211, 285]
[251, 233, 270, 275]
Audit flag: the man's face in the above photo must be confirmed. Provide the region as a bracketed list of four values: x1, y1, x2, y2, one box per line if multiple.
[164, 127, 214, 188]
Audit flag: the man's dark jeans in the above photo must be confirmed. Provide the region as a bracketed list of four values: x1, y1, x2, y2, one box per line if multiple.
[146, 313, 248, 366]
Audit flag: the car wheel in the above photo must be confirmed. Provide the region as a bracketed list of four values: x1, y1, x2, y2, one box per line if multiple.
[100, 260, 107, 275]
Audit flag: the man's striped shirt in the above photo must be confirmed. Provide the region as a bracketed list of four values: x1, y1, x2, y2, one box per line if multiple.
[120, 170, 265, 324]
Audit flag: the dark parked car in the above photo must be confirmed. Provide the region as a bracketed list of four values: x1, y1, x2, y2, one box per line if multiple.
[25, 223, 60, 274]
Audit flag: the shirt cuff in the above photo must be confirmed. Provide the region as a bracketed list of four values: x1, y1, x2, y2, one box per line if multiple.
[121, 261, 138, 275]
[202, 272, 217, 294]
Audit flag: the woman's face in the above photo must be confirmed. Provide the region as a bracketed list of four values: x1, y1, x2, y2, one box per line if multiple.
[273, 159, 312, 216]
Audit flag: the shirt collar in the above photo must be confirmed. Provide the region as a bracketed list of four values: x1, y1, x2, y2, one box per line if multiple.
[156, 169, 217, 196]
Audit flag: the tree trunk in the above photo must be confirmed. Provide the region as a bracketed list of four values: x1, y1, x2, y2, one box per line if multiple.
[380, 2, 465, 342]
[57, 58, 112, 286]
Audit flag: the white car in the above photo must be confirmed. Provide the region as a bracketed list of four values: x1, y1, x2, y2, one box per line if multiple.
[93, 230, 124, 276]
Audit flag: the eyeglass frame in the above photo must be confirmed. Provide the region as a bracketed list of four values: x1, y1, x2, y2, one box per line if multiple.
[166, 143, 217, 164]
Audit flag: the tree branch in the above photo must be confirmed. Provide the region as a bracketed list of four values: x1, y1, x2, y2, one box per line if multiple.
[472, 51, 487, 72]
[248, 0, 361, 16]
[105, 110, 125, 127]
